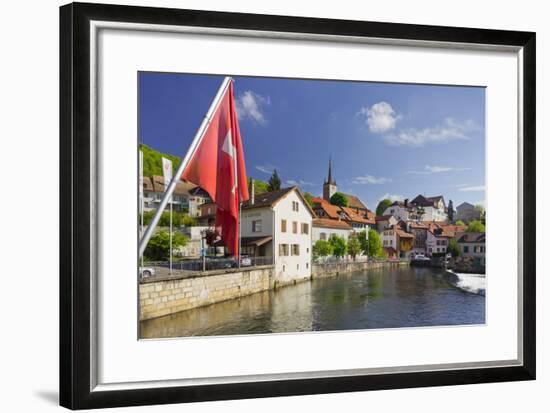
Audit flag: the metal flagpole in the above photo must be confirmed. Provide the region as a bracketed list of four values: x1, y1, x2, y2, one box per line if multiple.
[238, 202, 241, 268]
[139, 76, 233, 257]
[169, 199, 173, 274]
[139, 150, 144, 268]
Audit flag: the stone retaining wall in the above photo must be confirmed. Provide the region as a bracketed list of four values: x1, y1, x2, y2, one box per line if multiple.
[312, 259, 408, 279]
[139, 266, 272, 321]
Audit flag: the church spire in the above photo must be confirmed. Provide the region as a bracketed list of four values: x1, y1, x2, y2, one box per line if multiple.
[327, 157, 335, 185]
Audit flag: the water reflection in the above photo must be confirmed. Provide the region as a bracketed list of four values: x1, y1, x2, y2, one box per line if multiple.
[140, 266, 485, 338]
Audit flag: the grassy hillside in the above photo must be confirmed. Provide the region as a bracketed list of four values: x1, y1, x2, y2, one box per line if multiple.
[139, 144, 181, 177]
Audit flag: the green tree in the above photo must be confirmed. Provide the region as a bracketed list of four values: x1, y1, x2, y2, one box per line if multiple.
[455, 219, 466, 226]
[268, 169, 281, 191]
[303, 192, 315, 208]
[347, 235, 362, 261]
[466, 220, 486, 233]
[376, 199, 393, 216]
[448, 238, 461, 257]
[330, 192, 348, 207]
[144, 230, 188, 261]
[248, 178, 270, 195]
[312, 239, 333, 260]
[367, 229, 383, 258]
[357, 230, 369, 255]
[329, 234, 347, 258]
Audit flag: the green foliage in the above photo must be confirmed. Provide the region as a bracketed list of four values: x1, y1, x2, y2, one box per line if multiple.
[268, 169, 281, 191]
[142, 211, 197, 227]
[312, 239, 333, 259]
[466, 220, 486, 233]
[303, 192, 315, 208]
[367, 229, 383, 258]
[448, 238, 461, 257]
[248, 178, 270, 195]
[330, 192, 348, 207]
[356, 230, 369, 255]
[455, 219, 466, 226]
[376, 199, 393, 216]
[144, 230, 188, 261]
[139, 144, 180, 177]
[347, 235, 362, 260]
[329, 234, 347, 257]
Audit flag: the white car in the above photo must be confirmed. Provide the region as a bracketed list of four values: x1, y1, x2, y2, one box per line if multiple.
[139, 266, 156, 279]
[413, 254, 430, 262]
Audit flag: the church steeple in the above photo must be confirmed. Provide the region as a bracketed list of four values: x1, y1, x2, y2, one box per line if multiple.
[323, 157, 337, 201]
[325, 157, 336, 185]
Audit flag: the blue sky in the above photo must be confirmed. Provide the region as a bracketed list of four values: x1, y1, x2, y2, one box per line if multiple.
[139, 72, 485, 210]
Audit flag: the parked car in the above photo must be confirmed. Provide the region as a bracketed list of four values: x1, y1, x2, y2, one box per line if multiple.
[139, 266, 156, 279]
[412, 253, 430, 262]
[240, 255, 252, 267]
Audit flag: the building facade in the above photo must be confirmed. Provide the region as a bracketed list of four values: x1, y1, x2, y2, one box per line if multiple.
[241, 187, 314, 286]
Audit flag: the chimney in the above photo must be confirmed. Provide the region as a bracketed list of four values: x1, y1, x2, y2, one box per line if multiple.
[250, 178, 255, 205]
[404, 198, 409, 207]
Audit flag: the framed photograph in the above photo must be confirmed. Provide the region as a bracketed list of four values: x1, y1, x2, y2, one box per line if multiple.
[60, 2, 536, 409]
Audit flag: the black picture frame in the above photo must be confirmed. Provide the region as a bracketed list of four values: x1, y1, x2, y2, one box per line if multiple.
[60, 2, 536, 410]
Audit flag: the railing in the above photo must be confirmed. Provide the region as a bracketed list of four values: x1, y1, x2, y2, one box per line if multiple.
[141, 255, 274, 279]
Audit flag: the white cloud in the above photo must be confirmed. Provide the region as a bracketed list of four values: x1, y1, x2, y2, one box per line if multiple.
[255, 164, 275, 174]
[379, 193, 404, 202]
[459, 185, 485, 192]
[358, 101, 399, 133]
[235, 90, 270, 125]
[352, 175, 392, 185]
[384, 118, 477, 147]
[408, 165, 470, 175]
[286, 179, 314, 187]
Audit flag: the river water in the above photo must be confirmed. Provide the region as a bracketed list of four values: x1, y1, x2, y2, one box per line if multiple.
[140, 266, 486, 339]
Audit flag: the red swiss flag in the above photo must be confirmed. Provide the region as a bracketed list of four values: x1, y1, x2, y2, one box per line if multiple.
[181, 79, 249, 257]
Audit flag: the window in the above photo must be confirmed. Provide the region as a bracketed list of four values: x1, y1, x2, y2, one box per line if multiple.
[320, 232, 327, 240]
[252, 220, 262, 233]
[301, 223, 309, 234]
[297, 264, 299, 270]
[463, 246, 469, 253]
[279, 244, 289, 256]
[292, 201, 299, 212]
[281, 219, 287, 232]
[306, 263, 309, 269]
[292, 244, 300, 256]
[292, 221, 298, 234]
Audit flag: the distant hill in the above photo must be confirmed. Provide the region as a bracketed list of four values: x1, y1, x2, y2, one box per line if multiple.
[139, 144, 181, 177]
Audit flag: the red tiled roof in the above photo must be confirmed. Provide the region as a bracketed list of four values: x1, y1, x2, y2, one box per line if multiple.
[341, 193, 368, 210]
[312, 218, 353, 230]
[311, 197, 341, 219]
[341, 206, 371, 224]
[375, 215, 394, 222]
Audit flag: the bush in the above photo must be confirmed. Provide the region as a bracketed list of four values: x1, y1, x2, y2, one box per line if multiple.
[144, 230, 188, 261]
[466, 220, 485, 233]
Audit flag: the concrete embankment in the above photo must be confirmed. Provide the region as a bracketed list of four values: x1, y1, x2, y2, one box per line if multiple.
[139, 260, 409, 321]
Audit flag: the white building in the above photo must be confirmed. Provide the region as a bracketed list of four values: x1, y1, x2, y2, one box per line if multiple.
[312, 218, 353, 243]
[241, 187, 314, 286]
[411, 194, 448, 222]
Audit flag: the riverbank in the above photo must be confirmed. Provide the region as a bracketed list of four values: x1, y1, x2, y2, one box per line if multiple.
[139, 259, 409, 321]
[140, 266, 485, 338]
